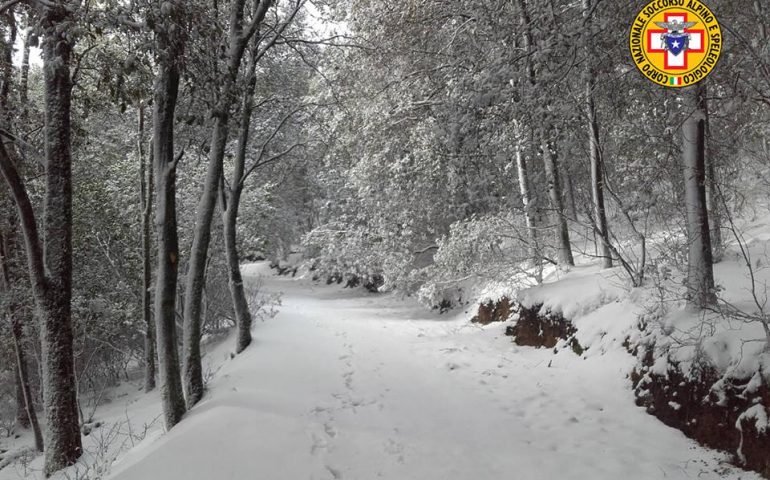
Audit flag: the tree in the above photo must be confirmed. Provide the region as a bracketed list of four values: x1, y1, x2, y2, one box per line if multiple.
[541, 129, 574, 267]
[682, 82, 715, 309]
[517, 0, 573, 267]
[138, 104, 155, 393]
[0, 216, 43, 453]
[0, 9, 40, 446]
[514, 124, 542, 283]
[582, 0, 612, 269]
[150, 0, 188, 428]
[182, 0, 278, 409]
[0, 2, 83, 474]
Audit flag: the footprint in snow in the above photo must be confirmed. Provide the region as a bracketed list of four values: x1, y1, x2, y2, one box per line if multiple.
[383, 438, 406, 464]
[323, 422, 337, 439]
[310, 432, 328, 455]
[325, 465, 343, 479]
[343, 371, 354, 389]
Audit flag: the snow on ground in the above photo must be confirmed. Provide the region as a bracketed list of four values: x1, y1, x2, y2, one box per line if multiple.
[0, 330, 238, 480]
[107, 265, 755, 480]
[1, 262, 760, 480]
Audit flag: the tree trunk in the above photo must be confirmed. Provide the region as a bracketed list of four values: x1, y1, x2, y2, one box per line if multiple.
[0, 17, 15, 117]
[682, 83, 715, 308]
[755, 0, 767, 41]
[564, 170, 577, 222]
[517, 0, 573, 267]
[138, 105, 156, 393]
[515, 0, 544, 281]
[704, 104, 723, 263]
[1, 222, 42, 450]
[515, 137, 542, 283]
[0, 18, 30, 434]
[223, 185, 252, 353]
[152, 45, 186, 429]
[0, 5, 89, 473]
[181, 114, 227, 408]
[583, 0, 612, 269]
[222, 48, 260, 354]
[706, 157, 722, 262]
[38, 9, 83, 472]
[12, 315, 43, 452]
[182, 0, 256, 408]
[19, 27, 30, 124]
[516, 0, 535, 86]
[542, 129, 574, 266]
[588, 100, 612, 268]
[14, 364, 29, 429]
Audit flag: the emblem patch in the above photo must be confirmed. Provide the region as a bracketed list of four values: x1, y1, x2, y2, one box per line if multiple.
[629, 0, 722, 88]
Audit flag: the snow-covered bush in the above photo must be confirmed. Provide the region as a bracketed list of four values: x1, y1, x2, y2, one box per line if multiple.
[417, 214, 535, 307]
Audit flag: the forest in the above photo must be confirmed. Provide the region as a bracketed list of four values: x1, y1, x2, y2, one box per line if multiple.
[0, 0, 769, 479]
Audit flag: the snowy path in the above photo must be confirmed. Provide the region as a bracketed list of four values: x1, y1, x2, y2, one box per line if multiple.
[108, 267, 755, 480]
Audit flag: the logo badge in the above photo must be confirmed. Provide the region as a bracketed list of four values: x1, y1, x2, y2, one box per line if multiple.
[629, 0, 722, 88]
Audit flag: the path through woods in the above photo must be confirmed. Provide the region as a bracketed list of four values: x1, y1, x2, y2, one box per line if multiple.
[108, 264, 754, 480]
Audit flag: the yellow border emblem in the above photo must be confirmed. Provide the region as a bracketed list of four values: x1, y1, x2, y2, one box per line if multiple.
[629, 0, 722, 88]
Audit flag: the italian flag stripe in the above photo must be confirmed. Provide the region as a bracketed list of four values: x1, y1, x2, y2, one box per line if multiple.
[670, 76, 681, 86]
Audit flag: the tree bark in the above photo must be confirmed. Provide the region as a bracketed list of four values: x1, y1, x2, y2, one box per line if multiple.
[182, 0, 270, 408]
[19, 27, 30, 120]
[0, 5, 88, 473]
[0, 6, 84, 474]
[542, 129, 574, 266]
[517, 0, 573, 267]
[583, 0, 612, 269]
[706, 156, 722, 262]
[0, 16, 32, 435]
[1, 216, 43, 450]
[704, 103, 723, 263]
[12, 314, 43, 452]
[152, 45, 187, 428]
[515, 137, 542, 283]
[181, 111, 227, 407]
[14, 362, 29, 429]
[682, 83, 715, 308]
[564, 170, 577, 222]
[138, 105, 156, 393]
[38, 8, 83, 472]
[515, 0, 544, 281]
[0, 16, 15, 118]
[755, 0, 767, 41]
[222, 43, 260, 354]
[17, 26, 30, 131]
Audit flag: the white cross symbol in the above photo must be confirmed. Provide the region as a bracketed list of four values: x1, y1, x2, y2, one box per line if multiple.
[647, 13, 704, 70]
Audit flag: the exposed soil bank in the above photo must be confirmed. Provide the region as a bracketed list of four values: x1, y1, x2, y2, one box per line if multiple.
[632, 347, 770, 478]
[473, 298, 770, 478]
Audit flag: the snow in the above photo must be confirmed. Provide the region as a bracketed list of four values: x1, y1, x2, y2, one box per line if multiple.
[631, 214, 770, 390]
[517, 264, 626, 320]
[1, 262, 759, 480]
[736, 404, 769, 434]
[736, 404, 770, 465]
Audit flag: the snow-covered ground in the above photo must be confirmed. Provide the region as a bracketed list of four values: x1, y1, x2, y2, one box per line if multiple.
[1, 262, 760, 480]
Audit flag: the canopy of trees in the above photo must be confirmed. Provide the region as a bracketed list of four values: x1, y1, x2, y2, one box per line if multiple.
[0, 0, 768, 476]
